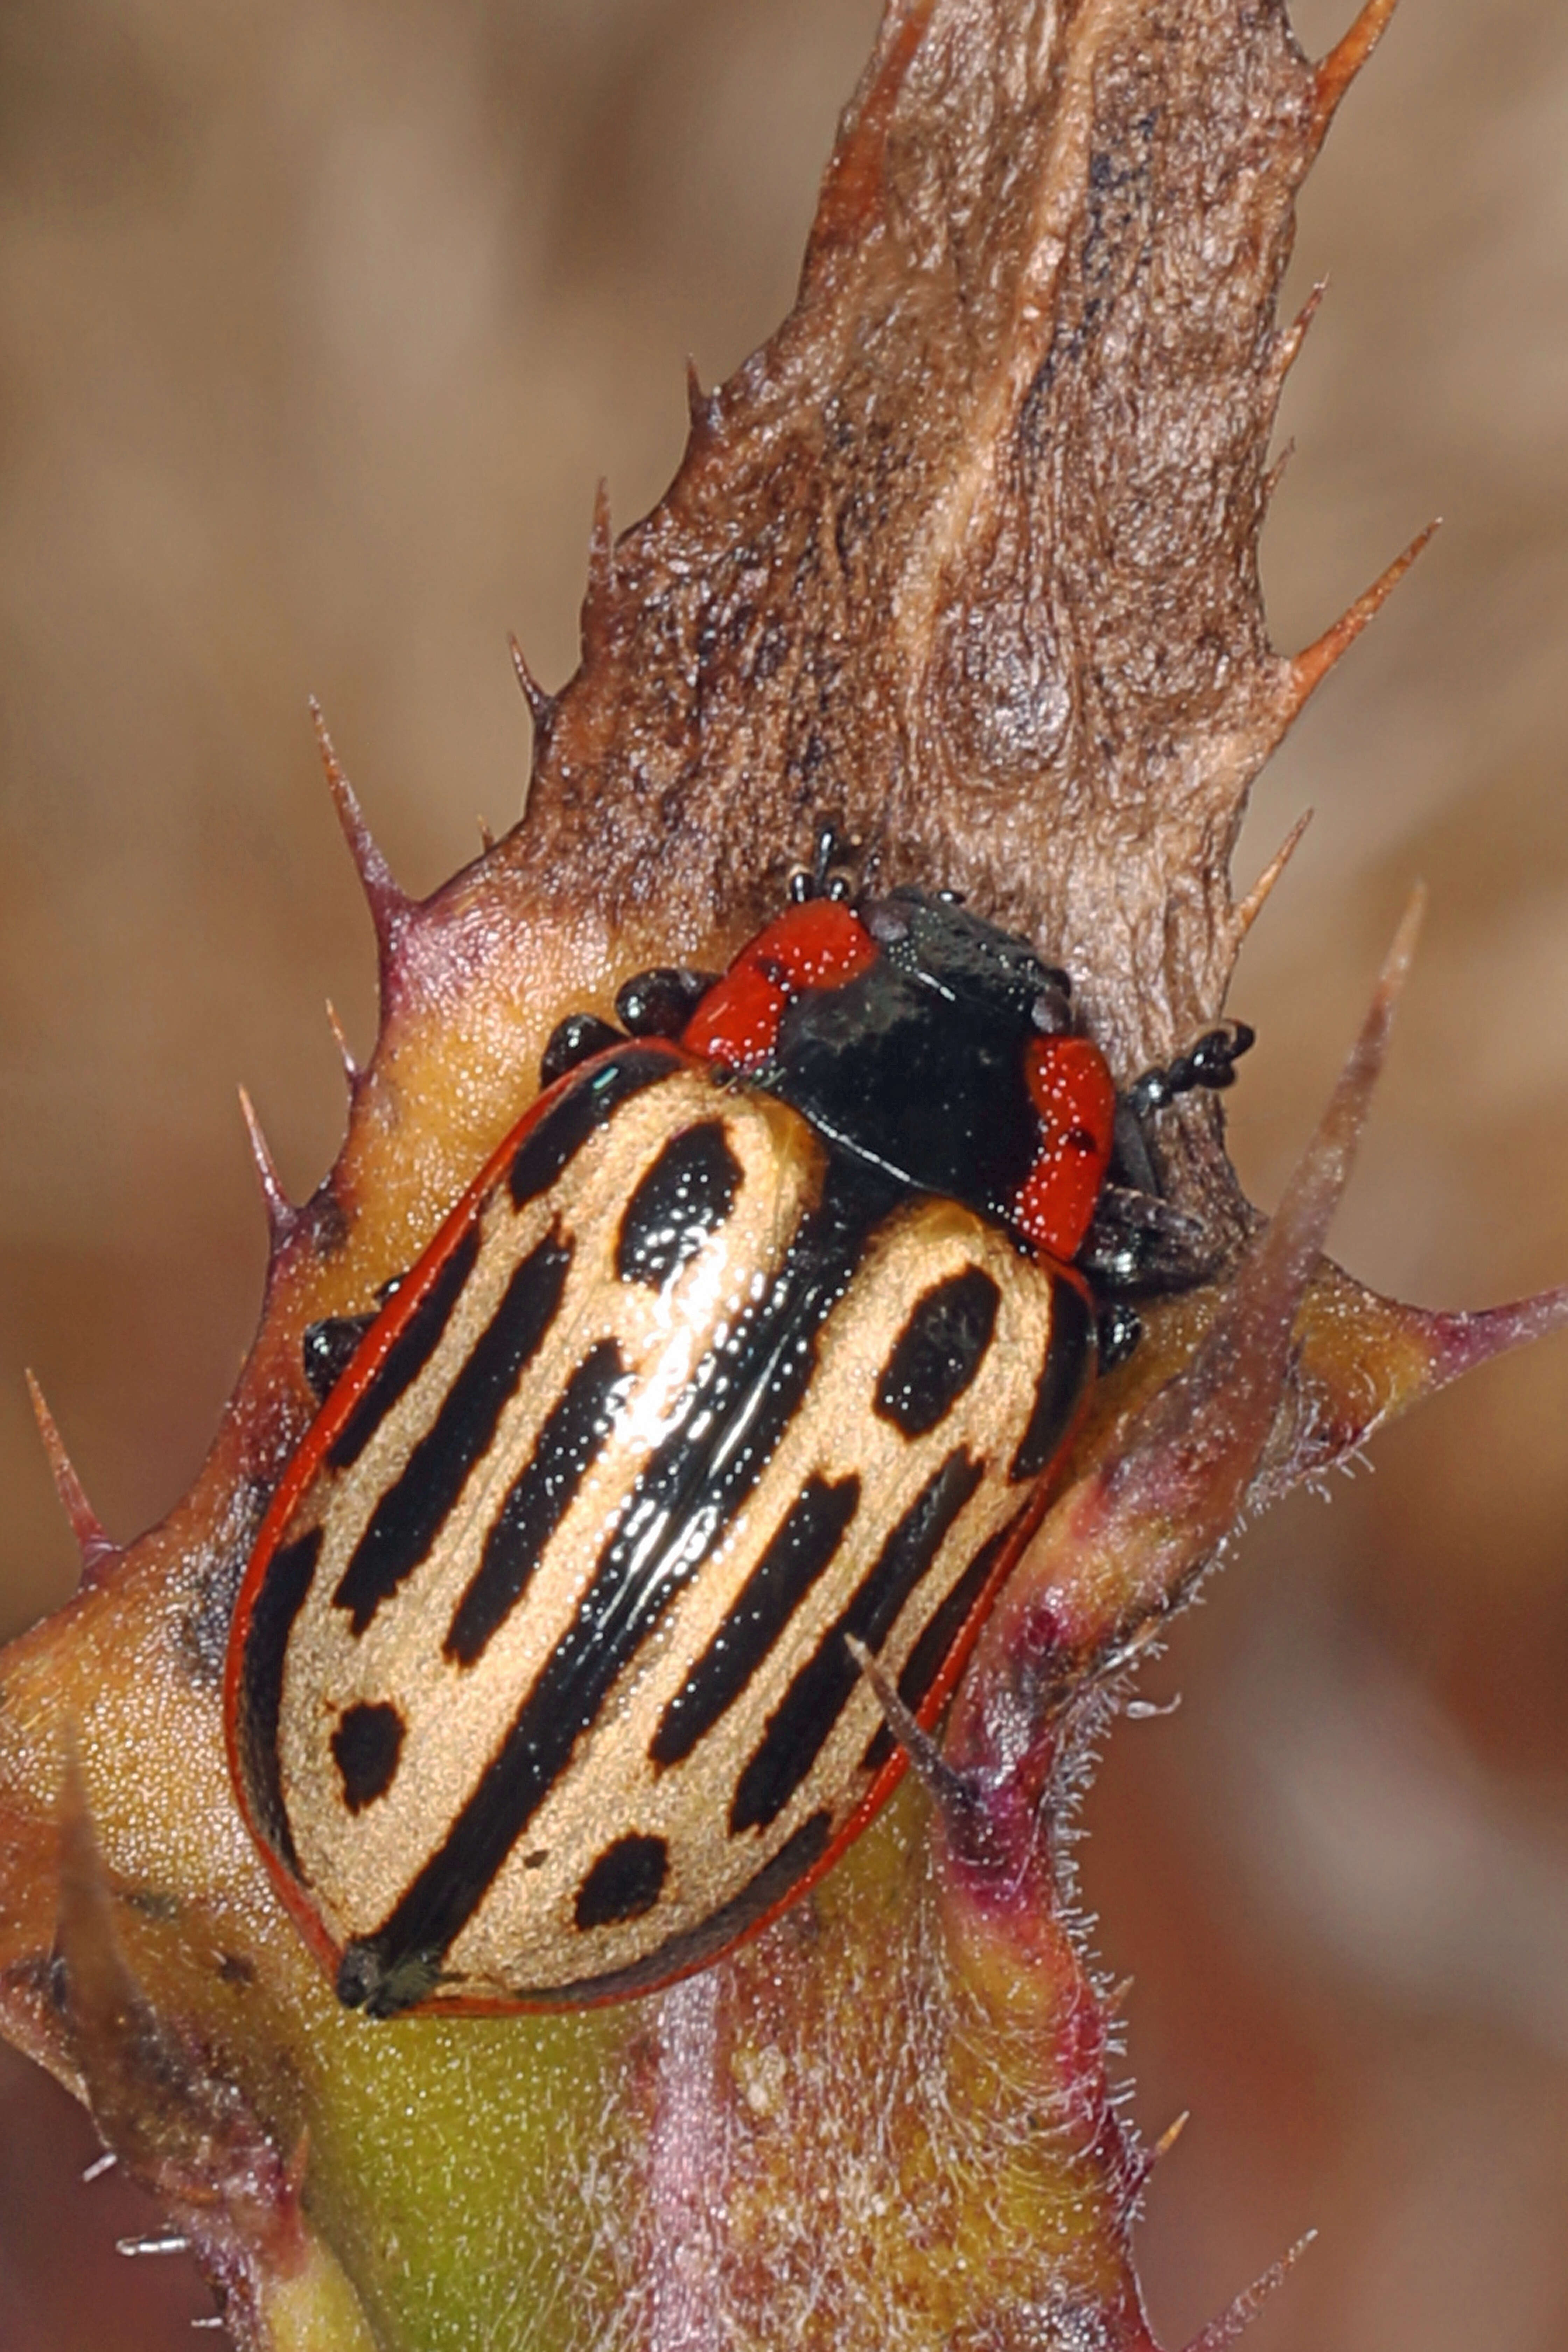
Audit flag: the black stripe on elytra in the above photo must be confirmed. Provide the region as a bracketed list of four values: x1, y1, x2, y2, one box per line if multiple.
[342, 1155, 897, 1988]
[729, 1449, 985, 1836]
[1008, 1278, 1094, 1482]
[509, 1045, 680, 1209]
[875, 1265, 1000, 1438]
[649, 1473, 862, 1771]
[234, 1525, 322, 1877]
[332, 1229, 572, 1637]
[860, 1517, 1019, 1775]
[331, 1701, 406, 1814]
[327, 1227, 481, 1472]
[574, 1832, 669, 1930]
[443, 1338, 630, 1668]
[615, 1119, 742, 1289]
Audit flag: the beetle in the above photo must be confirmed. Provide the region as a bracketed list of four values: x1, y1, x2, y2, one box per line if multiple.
[225, 854, 1250, 2016]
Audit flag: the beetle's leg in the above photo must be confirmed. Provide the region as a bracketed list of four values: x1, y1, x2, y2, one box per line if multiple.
[539, 1011, 624, 1084]
[1113, 1020, 1256, 1195]
[1096, 1300, 1143, 1368]
[788, 821, 860, 904]
[303, 1312, 377, 1403]
[1123, 1021, 1255, 1124]
[302, 1274, 404, 1402]
[1079, 1184, 1212, 1292]
[1085, 1020, 1256, 1300]
[613, 968, 720, 1039]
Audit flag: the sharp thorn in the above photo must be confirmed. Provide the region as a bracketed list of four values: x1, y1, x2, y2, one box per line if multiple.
[1272, 279, 1327, 390]
[1312, 0, 1402, 150]
[1420, 1277, 1568, 1392]
[507, 634, 555, 731]
[1269, 884, 1425, 1260]
[1126, 2107, 1191, 2201]
[82, 2150, 118, 2184]
[117, 2234, 194, 2259]
[844, 1632, 975, 1816]
[310, 700, 413, 966]
[590, 480, 614, 593]
[26, 1371, 118, 1578]
[324, 999, 358, 1086]
[806, 0, 935, 270]
[1262, 438, 1296, 507]
[1107, 1975, 1135, 2014]
[580, 483, 618, 660]
[477, 816, 495, 853]
[1280, 523, 1439, 729]
[1236, 809, 1314, 943]
[236, 1085, 295, 1245]
[684, 356, 720, 443]
[1059, 889, 1423, 1633]
[1184, 2232, 1317, 2351]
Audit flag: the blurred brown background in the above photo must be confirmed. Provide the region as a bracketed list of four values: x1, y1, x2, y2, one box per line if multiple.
[1, 1, 1566, 2345]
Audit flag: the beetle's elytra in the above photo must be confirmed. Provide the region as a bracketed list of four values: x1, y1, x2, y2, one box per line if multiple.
[225, 874, 1250, 2016]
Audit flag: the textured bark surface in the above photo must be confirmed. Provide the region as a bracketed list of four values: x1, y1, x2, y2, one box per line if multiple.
[515, 0, 1332, 1221]
[1, 1, 1566, 2347]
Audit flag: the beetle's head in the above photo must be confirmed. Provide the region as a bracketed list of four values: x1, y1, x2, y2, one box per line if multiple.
[860, 888, 1074, 1036]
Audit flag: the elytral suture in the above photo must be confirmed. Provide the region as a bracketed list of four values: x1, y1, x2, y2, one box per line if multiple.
[2, 2, 1566, 2349]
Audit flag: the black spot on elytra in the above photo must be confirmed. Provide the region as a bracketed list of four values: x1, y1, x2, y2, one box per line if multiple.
[875, 1266, 1000, 1437]
[616, 1120, 742, 1288]
[331, 1702, 406, 1813]
[574, 1833, 669, 1930]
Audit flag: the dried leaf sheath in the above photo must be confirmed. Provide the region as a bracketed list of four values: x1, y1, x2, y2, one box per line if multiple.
[0, 3, 1564, 2350]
